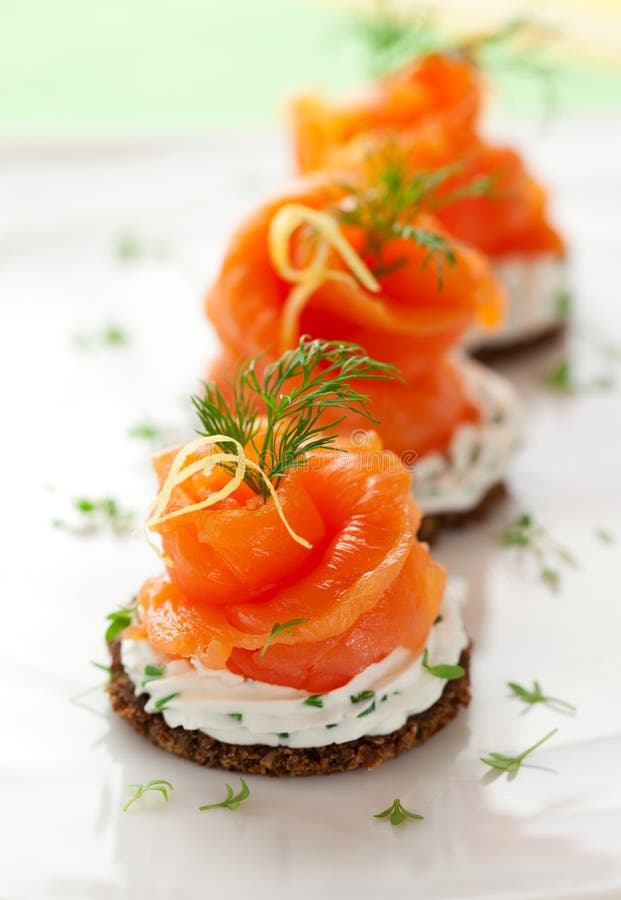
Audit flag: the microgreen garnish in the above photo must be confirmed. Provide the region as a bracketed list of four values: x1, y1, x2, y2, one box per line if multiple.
[115, 233, 168, 262]
[198, 778, 250, 812]
[481, 728, 558, 775]
[123, 779, 173, 812]
[141, 664, 165, 687]
[53, 496, 135, 536]
[278, 732, 290, 739]
[144, 664, 164, 678]
[556, 291, 572, 320]
[73, 325, 129, 349]
[498, 513, 576, 591]
[350, 690, 375, 704]
[544, 358, 615, 395]
[228, 712, 243, 722]
[508, 681, 576, 714]
[303, 694, 324, 708]
[105, 604, 136, 642]
[595, 528, 614, 544]
[90, 660, 113, 682]
[154, 692, 179, 712]
[192, 336, 398, 500]
[259, 619, 309, 658]
[421, 648, 465, 680]
[128, 422, 166, 442]
[374, 798, 424, 826]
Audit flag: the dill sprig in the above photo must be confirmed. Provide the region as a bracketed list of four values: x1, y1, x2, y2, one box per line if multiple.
[350, 4, 438, 77]
[349, 5, 558, 97]
[337, 159, 457, 285]
[192, 336, 399, 500]
[123, 779, 173, 812]
[336, 155, 494, 286]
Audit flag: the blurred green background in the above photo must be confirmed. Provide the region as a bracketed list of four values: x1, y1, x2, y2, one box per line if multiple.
[1, 0, 621, 134]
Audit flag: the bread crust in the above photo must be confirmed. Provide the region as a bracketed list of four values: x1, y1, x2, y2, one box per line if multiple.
[418, 481, 506, 544]
[471, 322, 566, 363]
[107, 642, 471, 777]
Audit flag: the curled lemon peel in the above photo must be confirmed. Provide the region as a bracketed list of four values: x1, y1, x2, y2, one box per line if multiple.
[145, 434, 312, 550]
[268, 203, 380, 352]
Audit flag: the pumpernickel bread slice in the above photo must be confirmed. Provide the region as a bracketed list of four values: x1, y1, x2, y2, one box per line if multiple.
[471, 322, 566, 363]
[107, 640, 471, 777]
[418, 481, 506, 544]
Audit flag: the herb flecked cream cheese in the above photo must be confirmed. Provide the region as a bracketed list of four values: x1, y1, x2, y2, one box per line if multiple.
[121, 580, 468, 749]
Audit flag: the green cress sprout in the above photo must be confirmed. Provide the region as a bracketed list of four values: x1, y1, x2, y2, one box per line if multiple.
[374, 799, 424, 826]
[199, 779, 250, 812]
[481, 728, 558, 775]
[123, 780, 173, 812]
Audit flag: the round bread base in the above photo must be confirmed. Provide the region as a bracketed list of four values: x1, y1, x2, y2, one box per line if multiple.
[107, 642, 471, 777]
[470, 322, 566, 364]
[418, 481, 506, 545]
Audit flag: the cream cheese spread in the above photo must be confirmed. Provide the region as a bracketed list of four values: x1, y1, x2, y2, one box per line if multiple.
[410, 358, 522, 515]
[120, 580, 468, 749]
[466, 253, 568, 352]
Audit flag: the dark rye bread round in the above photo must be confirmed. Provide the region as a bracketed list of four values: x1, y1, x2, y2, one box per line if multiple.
[107, 641, 471, 777]
[418, 481, 506, 544]
[471, 321, 566, 363]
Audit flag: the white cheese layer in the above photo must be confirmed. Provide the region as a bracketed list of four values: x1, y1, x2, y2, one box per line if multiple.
[120, 580, 468, 749]
[410, 358, 522, 515]
[466, 253, 568, 352]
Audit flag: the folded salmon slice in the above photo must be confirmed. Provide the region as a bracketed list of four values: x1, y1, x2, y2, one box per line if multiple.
[290, 53, 481, 174]
[136, 447, 445, 691]
[290, 51, 564, 258]
[206, 170, 503, 459]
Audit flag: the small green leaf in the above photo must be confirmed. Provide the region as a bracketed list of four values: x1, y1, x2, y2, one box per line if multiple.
[374, 798, 424, 826]
[141, 664, 165, 687]
[357, 700, 376, 718]
[199, 778, 250, 812]
[259, 619, 309, 658]
[350, 690, 375, 704]
[154, 692, 179, 712]
[105, 606, 135, 642]
[421, 648, 465, 680]
[481, 728, 558, 776]
[228, 712, 243, 722]
[508, 680, 576, 713]
[303, 694, 324, 708]
[90, 660, 113, 681]
[104, 326, 128, 346]
[498, 513, 576, 591]
[123, 779, 173, 812]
